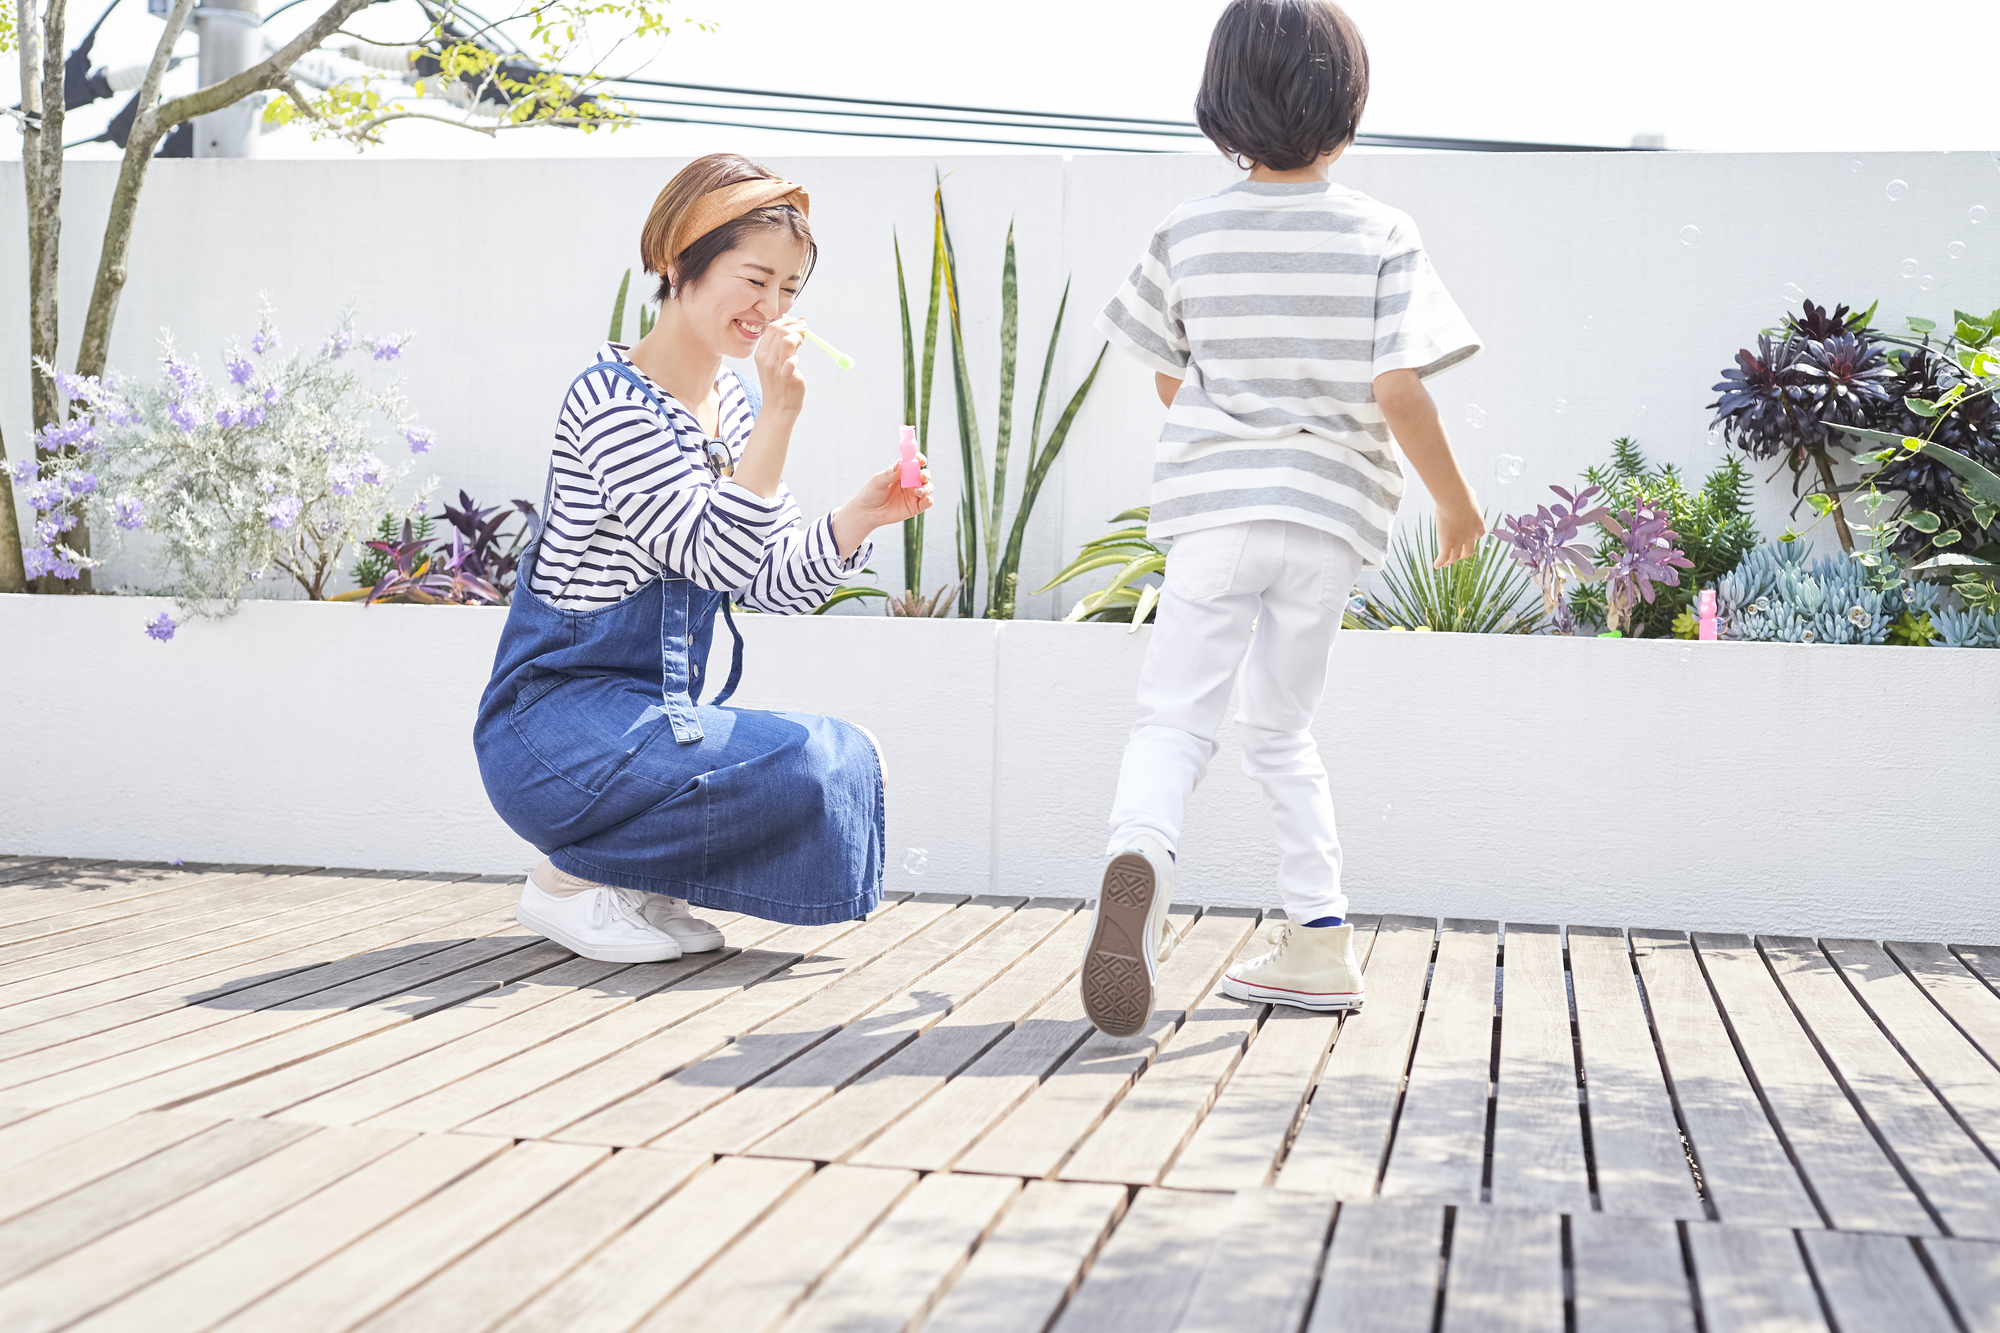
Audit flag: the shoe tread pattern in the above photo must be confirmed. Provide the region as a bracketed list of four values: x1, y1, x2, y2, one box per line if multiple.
[1082, 854, 1157, 1037]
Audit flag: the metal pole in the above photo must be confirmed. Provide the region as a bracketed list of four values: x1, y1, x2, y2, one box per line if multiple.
[192, 0, 261, 157]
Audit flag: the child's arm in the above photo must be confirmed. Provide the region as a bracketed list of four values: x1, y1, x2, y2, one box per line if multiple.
[1155, 373, 1180, 408]
[1374, 368, 1484, 568]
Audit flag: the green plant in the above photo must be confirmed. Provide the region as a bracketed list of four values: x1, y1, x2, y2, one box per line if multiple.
[1348, 517, 1542, 634]
[1041, 507, 1167, 625]
[810, 572, 890, 615]
[890, 214, 944, 604]
[353, 510, 434, 590]
[1566, 439, 1759, 637]
[930, 175, 1108, 619]
[609, 270, 657, 344]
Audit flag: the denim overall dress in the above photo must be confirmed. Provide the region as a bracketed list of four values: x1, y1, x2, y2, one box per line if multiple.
[472, 361, 884, 926]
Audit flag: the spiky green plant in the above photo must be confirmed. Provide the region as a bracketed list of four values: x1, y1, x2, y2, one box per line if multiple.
[891, 217, 944, 602]
[608, 269, 655, 344]
[931, 175, 1108, 619]
[1349, 517, 1543, 633]
[1040, 507, 1167, 624]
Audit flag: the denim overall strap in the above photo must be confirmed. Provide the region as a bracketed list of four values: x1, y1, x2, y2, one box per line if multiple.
[705, 600, 745, 705]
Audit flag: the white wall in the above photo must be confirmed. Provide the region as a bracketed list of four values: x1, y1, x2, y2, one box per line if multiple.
[5, 595, 1995, 943]
[6, 151, 1999, 615]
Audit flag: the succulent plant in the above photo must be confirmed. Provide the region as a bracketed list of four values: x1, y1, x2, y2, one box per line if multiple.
[1600, 505, 1695, 635]
[1489, 484, 1611, 634]
[1870, 345, 2000, 562]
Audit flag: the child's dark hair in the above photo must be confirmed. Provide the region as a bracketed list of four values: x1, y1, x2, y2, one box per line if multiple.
[1195, 0, 1370, 172]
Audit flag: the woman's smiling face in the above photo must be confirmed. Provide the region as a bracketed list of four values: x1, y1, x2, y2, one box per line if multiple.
[672, 227, 812, 359]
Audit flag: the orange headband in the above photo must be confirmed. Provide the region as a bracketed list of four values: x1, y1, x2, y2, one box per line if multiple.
[652, 178, 811, 273]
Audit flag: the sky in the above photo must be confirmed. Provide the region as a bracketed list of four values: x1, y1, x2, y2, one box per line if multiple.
[6, 0, 2000, 162]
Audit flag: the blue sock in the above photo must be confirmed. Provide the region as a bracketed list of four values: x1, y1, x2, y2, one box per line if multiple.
[1302, 915, 1343, 928]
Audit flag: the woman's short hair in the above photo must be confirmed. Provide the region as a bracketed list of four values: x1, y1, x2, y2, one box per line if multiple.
[1195, 0, 1370, 172]
[639, 153, 817, 304]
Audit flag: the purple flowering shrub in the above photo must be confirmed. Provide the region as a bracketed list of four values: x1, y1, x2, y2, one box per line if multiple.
[24, 301, 434, 616]
[1488, 485, 1612, 634]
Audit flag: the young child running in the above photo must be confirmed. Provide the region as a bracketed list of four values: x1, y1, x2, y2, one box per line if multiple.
[1080, 0, 1485, 1037]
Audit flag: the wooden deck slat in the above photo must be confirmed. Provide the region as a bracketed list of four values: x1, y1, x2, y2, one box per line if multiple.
[0, 1126, 414, 1333]
[577, 898, 1010, 1151]
[919, 1180, 1126, 1333]
[1567, 1214, 1695, 1333]
[0, 892, 527, 1083]
[1378, 919, 1497, 1205]
[774, 1171, 1020, 1333]
[490, 1155, 809, 1333]
[633, 1163, 917, 1333]
[1050, 1186, 1232, 1332]
[210, 1140, 608, 1333]
[1488, 923, 1590, 1212]
[352, 1146, 709, 1333]
[654, 898, 1065, 1156]
[1306, 1196, 1446, 1333]
[1887, 941, 2000, 1067]
[1826, 939, 2000, 1162]
[469, 903, 925, 1144]
[1951, 944, 2000, 1001]
[0, 1118, 314, 1286]
[1280, 915, 1436, 1197]
[0, 862, 264, 916]
[749, 908, 1090, 1165]
[1164, 916, 1383, 1193]
[1682, 1222, 1826, 1333]
[1630, 933, 1821, 1227]
[1760, 935, 2000, 1238]
[0, 1109, 220, 1225]
[0, 867, 335, 956]
[950, 911, 1256, 1180]
[1923, 1237, 2000, 1333]
[1439, 1205, 1564, 1333]
[1798, 1229, 1958, 1332]
[0, 883, 520, 1039]
[1567, 928, 1704, 1219]
[0, 932, 557, 1109]
[1174, 1188, 1336, 1333]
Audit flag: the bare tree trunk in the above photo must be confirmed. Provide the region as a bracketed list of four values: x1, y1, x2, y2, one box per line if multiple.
[1811, 446, 1856, 553]
[17, 0, 78, 592]
[75, 0, 370, 382]
[0, 421, 26, 594]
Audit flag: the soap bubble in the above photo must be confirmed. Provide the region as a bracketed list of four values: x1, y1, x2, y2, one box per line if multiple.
[1900, 258, 1920, 279]
[1635, 404, 1649, 421]
[1347, 593, 1366, 614]
[1707, 424, 1725, 447]
[1782, 283, 1805, 304]
[1552, 398, 1568, 415]
[1495, 454, 1524, 483]
[1949, 241, 1968, 259]
[1680, 646, 1693, 663]
[1920, 274, 1937, 290]
[1679, 225, 1700, 245]
[1463, 404, 1487, 428]
[1850, 160, 1863, 173]
[1886, 179, 1909, 202]
[1974, 206, 1990, 225]
[902, 848, 927, 875]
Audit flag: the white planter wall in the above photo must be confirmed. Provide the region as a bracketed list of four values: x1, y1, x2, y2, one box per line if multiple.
[4, 595, 1995, 942]
[5, 151, 1999, 616]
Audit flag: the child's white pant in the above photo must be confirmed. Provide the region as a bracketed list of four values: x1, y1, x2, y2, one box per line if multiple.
[1107, 519, 1363, 924]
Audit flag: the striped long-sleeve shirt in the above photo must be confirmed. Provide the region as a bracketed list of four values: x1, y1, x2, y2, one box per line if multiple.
[528, 343, 870, 613]
[1094, 180, 1482, 570]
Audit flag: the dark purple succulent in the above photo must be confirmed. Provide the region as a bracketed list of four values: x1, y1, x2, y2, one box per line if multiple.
[1784, 298, 1874, 343]
[1711, 334, 1819, 459]
[1490, 484, 1612, 633]
[439, 490, 540, 597]
[357, 520, 504, 605]
[1791, 332, 1895, 436]
[1871, 346, 2000, 560]
[1601, 505, 1695, 634]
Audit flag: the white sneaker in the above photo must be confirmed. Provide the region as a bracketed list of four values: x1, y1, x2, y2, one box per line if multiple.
[636, 895, 725, 952]
[515, 878, 682, 963]
[1221, 921, 1365, 1011]
[1080, 834, 1176, 1038]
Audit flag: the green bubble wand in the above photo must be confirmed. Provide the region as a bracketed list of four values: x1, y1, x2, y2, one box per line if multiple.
[802, 327, 854, 370]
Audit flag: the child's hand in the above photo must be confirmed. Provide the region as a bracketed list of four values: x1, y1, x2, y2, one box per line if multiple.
[1434, 499, 1485, 568]
[830, 455, 935, 557]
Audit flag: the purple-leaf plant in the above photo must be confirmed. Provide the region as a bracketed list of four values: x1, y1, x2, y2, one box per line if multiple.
[1600, 505, 1696, 635]
[23, 301, 432, 619]
[1489, 485, 1612, 634]
[339, 520, 504, 606]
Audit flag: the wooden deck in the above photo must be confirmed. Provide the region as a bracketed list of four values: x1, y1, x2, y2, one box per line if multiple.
[0, 858, 1995, 1332]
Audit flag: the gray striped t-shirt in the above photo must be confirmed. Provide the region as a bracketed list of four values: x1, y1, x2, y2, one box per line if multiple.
[1094, 179, 1481, 569]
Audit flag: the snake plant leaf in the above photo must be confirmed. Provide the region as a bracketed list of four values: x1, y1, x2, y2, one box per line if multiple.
[996, 342, 1109, 608]
[609, 269, 630, 343]
[986, 221, 1019, 616]
[893, 230, 926, 596]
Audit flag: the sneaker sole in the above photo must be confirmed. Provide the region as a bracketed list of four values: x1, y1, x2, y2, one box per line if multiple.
[515, 903, 682, 963]
[1219, 974, 1364, 1012]
[1081, 852, 1160, 1038]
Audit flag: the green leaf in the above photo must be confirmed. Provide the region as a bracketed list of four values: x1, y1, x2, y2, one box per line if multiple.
[609, 268, 630, 343]
[1806, 493, 1836, 516]
[985, 220, 1020, 615]
[893, 231, 925, 595]
[1935, 529, 1963, 547]
[1907, 510, 1942, 533]
[1906, 396, 1940, 418]
[810, 585, 890, 615]
[1917, 441, 2000, 507]
[1975, 502, 1997, 530]
[1907, 316, 1938, 334]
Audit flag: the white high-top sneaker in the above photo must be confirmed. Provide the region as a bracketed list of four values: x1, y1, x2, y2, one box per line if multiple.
[515, 877, 682, 963]
[1080, 834, 1177, 1038]
[1221, 920, 1365, 1011]
[636, 896, 725, 952]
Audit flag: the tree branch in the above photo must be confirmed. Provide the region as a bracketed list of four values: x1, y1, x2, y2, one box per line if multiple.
[153, 0, 374, 131]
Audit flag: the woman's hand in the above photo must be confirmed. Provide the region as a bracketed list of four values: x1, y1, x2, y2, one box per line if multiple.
[830, 454, 935, 558]
[753, 315, 808, 420]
